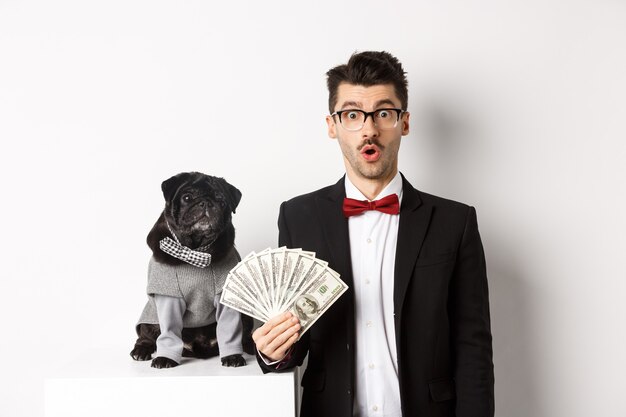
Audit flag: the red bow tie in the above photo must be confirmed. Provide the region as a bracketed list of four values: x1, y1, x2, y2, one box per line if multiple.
[343, 194, 400, 217]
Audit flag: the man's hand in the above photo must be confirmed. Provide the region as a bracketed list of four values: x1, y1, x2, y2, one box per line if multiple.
[253, 312, 301, 362]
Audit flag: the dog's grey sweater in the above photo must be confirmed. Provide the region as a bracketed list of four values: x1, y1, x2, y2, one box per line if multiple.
[137, 248, 243, 363]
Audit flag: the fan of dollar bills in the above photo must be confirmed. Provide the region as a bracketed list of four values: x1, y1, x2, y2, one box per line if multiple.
[220, 247, 349, 337]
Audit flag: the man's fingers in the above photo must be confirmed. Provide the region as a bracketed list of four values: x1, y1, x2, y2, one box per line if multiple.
[253, 312, 293, 342]
[265, 315, 299, 342]
[263, 322, 300, 355]
[273, 331, 300, 358]
[257, 320, 299, 353]
[252, 310, 303, 362]
[255, 318, 301, 361]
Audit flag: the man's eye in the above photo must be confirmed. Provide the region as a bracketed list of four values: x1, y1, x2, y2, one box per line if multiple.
[377, 110, 390, 118]
[347, 111, 359, 120]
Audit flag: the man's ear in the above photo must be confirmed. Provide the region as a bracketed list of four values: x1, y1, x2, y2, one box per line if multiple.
[161, 172, 192, 202]
[218, 178, 242, 214]
[326, 115, 338, 139]
[401, 111, 410, 136]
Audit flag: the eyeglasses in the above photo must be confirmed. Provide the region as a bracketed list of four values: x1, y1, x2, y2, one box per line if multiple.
[331, 108, 404, 131]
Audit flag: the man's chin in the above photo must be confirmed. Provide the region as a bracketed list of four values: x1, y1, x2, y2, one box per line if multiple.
[354, 163, 393, 181]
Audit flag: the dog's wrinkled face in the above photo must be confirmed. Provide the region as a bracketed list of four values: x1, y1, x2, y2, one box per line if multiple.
[161, 172, 241, 249]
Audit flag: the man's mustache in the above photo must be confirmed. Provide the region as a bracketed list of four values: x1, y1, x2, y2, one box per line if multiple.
[357, 139, 384, 151]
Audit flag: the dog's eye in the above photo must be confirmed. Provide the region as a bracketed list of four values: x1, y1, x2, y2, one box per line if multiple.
[181, 194, 192, 203]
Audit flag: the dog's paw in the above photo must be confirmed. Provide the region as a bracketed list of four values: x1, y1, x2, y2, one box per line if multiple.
[151, 356, 179, 369]
[221, 354, 246, 367]
[130, 345, 155, 361]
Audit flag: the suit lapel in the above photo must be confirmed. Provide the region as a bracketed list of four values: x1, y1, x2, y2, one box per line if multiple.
[315, 177, 356, 396]
[314, 177, 354, 288]
[394, 175, 433, 317]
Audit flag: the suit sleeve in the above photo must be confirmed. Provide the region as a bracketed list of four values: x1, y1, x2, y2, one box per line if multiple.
[451, 206, 495, 417]
[255, 201, 311, 373]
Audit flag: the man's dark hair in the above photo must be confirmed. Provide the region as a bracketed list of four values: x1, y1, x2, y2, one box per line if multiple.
[326, 51, 408, 113]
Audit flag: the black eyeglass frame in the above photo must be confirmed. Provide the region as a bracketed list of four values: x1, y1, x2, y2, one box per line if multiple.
[330, 108, 405, 131]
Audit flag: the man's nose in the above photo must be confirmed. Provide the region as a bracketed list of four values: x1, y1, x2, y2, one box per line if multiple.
[361, 114, 379, 138]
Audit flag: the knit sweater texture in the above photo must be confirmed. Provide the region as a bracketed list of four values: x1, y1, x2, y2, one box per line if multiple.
[137, 247, 243, 360]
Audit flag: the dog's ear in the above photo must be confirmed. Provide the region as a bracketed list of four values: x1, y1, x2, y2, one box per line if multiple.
[218, 178, 242, 214]
[161, 172, 192, 202]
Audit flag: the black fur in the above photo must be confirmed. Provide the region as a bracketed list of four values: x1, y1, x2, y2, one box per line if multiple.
[221, 354, 246, 367]
[146, 172, 242, 266]
[151, 356, 178, 369]
[131, 172, 254, 368]
[131, 321, 255, 366]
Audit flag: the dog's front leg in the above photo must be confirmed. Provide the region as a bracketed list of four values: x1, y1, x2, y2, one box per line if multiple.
[151, 294, 187, 369]
[130, 323, 160, 361]
[214, 293, 246, 367]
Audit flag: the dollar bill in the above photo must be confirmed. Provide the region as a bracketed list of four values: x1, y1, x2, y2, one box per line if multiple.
[242, 248, 273, 311]
[277, 252, 316, 312]
[275, 249, 299, 309]
[220, 282, 268, 322]
[279, 255, 327, 313]
[220, 248, 348, 334]
[222, 273, 270, 318]
[269, 247, 287, 310]
[229, 260, 273, 315]
[286, 268, 348, 338]
[255, 250, 275, 315]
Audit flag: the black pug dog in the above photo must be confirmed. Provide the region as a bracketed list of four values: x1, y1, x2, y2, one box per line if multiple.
[130, 172, 254, 369]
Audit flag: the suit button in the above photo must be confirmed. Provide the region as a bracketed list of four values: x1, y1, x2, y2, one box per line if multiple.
[347, 389, 351, 396]
[346, 344, 350, 351]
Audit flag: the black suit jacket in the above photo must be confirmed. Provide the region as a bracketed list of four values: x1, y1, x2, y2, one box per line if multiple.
[257, 175, 494, 417]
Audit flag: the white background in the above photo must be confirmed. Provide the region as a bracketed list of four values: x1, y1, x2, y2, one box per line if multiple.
[1, 1, 625, 416]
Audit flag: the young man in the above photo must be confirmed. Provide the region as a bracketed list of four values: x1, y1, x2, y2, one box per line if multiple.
[253, 51, 494, 417]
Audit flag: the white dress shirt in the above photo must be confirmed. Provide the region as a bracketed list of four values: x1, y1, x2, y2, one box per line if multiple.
[346, 172, 403, 417]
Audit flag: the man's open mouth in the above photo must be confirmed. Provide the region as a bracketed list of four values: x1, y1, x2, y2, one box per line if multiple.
[360, 144, 381, 162]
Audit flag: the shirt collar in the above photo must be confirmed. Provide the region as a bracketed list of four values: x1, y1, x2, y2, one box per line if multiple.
[344, 171, 404, 204]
